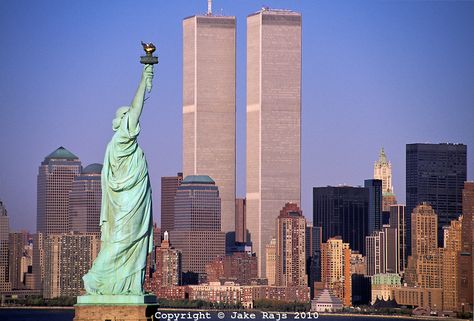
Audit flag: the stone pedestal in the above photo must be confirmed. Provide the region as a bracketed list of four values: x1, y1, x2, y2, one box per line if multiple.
[74, 295, 158, 321]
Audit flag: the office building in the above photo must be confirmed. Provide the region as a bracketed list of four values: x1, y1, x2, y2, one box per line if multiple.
[265, 238, 276, 286]
[235, 198, 246, 244]
[364, 179, 382, 235]
[31, 233, 45, 290]
[313, 186, 369, 254]
[442, 217, 462, 311]
[459, 181, 473, 312]
[145, 231, 181, 294]
[169, 176, 225, 282]
[246, 8, 302, 277]
[37, 146, 82, 235]
[69, 163, 102, 234]
[366, 225, 398, 276]
[8, 231, 31, 290]
[275, 203, 306, 287]
[349, 253, 370, 305]
[321, 237, 352, 307]
[406, 143, 467, 250]
[404, 203, 442, 289]
[306, 225, 322, 297]
[374, 148, 397, 211]
[43, 232, 99, 298]
[0, 201, 11, 292]
[366, 230, 385, 276]
[183, 12, 236, 235]
[206, 252, 258, 285]
[389, 205, 406, 272]
[160, 172, 183, 234]
[383, 225, 399, 274]
[393, 287, 442, 311]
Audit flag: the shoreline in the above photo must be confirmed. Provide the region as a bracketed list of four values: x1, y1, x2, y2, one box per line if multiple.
[0, 306, 465, 321]
[0, 306, 74, 310]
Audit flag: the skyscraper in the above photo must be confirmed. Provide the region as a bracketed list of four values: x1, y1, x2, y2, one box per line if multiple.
[374, 148, 397, 211]
[321, 237, 352, 307]
[43, 232, 100, 298]
[246, 8, 302, 277]
[32, 233, 45, 290]
[365, 225, 398, 276]
[37, 146, 82, 235]
[145, 231, 182, 295]
[404, 203, 442, 289]
[389, 205, 406, 272]
[383, 225, 399, 274]
[69, 163, 102, 234]
[275, 203, 306, 287]
[306, 225, 322, 297]
[169, 175, 225, 282]
[442, 217, 462, 311]
[365, 230, 385, 276]
[406, 143, 467, 249]
[459, 182, 473, 312]
[265, 238, 276, 286]
[160, 172, 183, 234]
[0, 201, 11, 292]
[313, 186, 369, 254]
[365, 179, 382, 234]
[182, 11, 236, 235]
[9, 231, 30, 289]
[235, 198, 246, 244]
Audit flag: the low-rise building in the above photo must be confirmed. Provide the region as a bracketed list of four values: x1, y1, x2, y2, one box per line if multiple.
[393, 286, 442, 311]
[311, 288, 343, 312]
[371, 273, 401, 304]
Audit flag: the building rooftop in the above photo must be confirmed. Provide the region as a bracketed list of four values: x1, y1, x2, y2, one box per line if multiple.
[181, 175, 215, 185]
[249, 7, 301, 17]
[377, 147, 388, 164]
[82, 163, 103, 175]
[45, 146, 79, 160]
[313, 288, 343, 305]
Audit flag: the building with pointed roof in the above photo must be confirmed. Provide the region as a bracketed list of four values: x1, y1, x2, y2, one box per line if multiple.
[374, 148, 397, 211]
[311, 288, 343, 312]
[37, 146, 82, 235]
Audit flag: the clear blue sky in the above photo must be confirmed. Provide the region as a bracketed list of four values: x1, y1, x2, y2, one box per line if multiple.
[1, 0, 473, 232]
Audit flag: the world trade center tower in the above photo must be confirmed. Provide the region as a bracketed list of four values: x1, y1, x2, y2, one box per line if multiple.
[246, 8, 302, 277]
[182, 14, 236, 234]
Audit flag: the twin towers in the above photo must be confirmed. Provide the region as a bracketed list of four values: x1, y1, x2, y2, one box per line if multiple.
[182, 8, 301, 277]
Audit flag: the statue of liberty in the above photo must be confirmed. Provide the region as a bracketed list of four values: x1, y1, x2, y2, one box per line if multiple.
[82, 60, 155, 296]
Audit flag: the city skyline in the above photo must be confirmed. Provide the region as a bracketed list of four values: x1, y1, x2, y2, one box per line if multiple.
[1, 0, 474, 232]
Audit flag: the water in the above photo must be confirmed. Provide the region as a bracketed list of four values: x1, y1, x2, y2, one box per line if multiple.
[0, 308, 420, 321]
[0, 308, 74, 321]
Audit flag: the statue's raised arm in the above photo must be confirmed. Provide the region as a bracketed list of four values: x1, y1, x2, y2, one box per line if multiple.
[128, 65, 154, 133]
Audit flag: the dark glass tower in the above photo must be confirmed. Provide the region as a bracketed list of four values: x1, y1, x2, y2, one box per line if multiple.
[406, 143, 467, 251]
[313, 186, 369, 255]
[305, 225, 321, 298]
[364, 179, 382, 234]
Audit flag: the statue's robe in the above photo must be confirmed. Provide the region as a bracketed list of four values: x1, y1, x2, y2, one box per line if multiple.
[83, 114, 153, 295]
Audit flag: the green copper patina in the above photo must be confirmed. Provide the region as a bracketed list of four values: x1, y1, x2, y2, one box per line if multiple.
[81, 63, 155, 298]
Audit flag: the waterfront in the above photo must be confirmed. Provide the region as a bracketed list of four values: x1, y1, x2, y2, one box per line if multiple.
[0, 308, 459, 321]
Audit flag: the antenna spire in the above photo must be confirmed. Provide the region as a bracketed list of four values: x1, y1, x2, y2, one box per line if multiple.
[207, 0, 212, 15]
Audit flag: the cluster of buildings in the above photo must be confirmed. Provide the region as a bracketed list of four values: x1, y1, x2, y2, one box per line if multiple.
[0, 4, 472, 316]
[0, 147, 102, 299]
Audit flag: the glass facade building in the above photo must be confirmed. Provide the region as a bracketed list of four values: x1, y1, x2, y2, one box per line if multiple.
[313, 186, 369, 255]
[406, 143, 467, 250]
